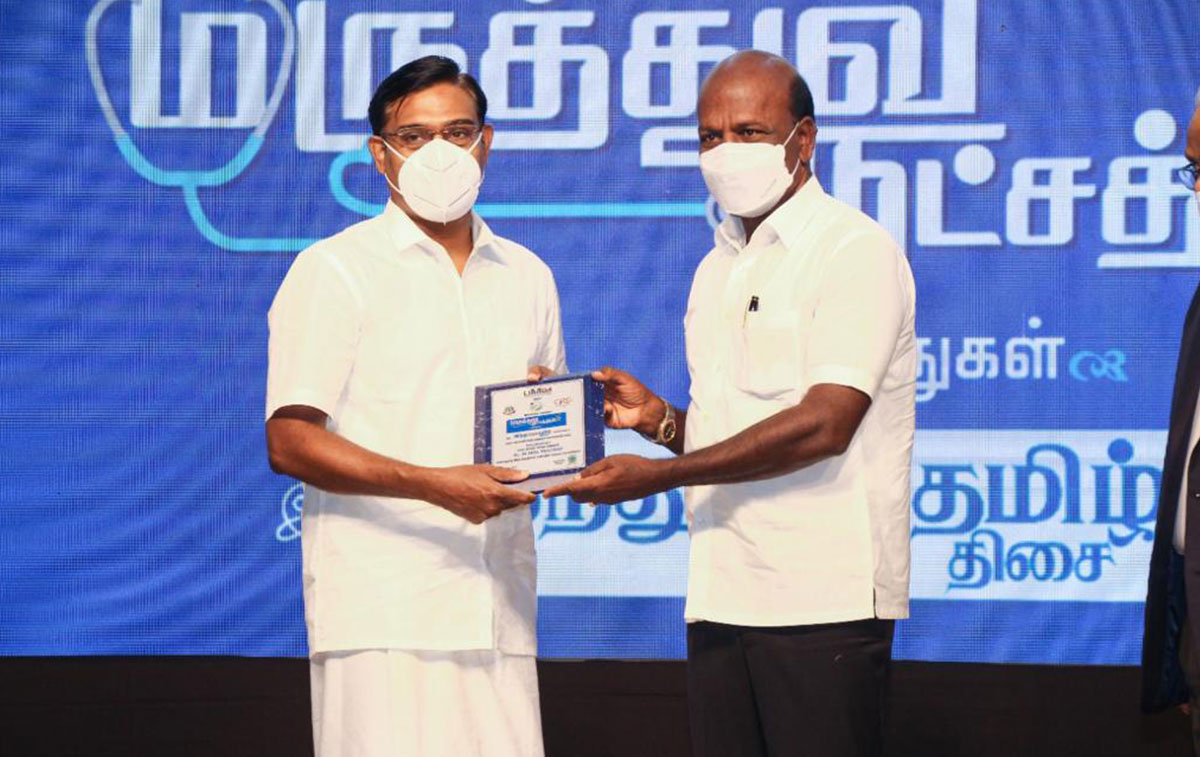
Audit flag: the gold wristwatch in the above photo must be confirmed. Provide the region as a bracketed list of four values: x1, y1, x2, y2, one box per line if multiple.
[641, 399, 677, 446]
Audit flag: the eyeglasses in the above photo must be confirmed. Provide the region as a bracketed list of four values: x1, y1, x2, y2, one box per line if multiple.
[1175, 162, 1200, 190]
[380, 123, 482, 151]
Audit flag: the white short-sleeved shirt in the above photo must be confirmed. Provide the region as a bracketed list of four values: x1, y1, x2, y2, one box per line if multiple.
[266, 201, 566, 655]
[683, 177, 917, 626]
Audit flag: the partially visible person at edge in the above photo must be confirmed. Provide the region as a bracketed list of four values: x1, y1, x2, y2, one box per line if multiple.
[548, 50, 916, 757]
[264, 55, 565, 757]
[1142, 87, 1200, 754]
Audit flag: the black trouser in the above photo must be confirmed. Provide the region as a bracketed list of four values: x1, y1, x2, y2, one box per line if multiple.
[1180, 618, 1200, 755]
[687, 618, 894, 757]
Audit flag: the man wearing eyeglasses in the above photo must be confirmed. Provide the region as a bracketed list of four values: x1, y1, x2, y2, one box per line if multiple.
[1143, 91, 1200, 751]
[264, 56, 564, 757]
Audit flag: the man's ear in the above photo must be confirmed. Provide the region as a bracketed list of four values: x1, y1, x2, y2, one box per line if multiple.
[796, 117, 817, 164]
[367, 136, 390, 177]
[478, 124, 494, 169]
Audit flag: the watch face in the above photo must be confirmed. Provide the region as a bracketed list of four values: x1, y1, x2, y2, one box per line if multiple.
[661, 419, 677, 444]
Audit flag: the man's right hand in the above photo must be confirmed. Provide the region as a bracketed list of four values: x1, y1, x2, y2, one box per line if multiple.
[591, 366, 666, 437]
[421, 465, 537, 524]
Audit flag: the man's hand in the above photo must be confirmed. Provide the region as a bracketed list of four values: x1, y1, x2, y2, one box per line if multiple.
[527, 364, 556, 382]
[421, 465, 536, 524]
[544, 454, 674, 504]
[592, 366, 665, 436]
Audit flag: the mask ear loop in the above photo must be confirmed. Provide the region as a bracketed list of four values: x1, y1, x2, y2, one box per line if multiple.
[781, 120, 805, 179]
[468, 131, 487, 185]
[378, 138, 408, 198]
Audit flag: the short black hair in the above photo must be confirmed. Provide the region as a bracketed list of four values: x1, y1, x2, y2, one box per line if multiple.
[368, 55, 488, 135]
[789, 71, 815, 123]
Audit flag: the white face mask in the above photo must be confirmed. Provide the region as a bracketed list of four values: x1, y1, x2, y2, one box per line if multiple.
[699, 121, 802, 218]
[381, 134, 484, 224]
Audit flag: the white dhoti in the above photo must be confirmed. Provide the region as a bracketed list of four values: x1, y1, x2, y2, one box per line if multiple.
[310, 649, 544, 757]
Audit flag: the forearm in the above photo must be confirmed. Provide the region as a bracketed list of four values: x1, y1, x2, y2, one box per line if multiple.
[266, 417, 434, 499]
[661, 404, 842, 488]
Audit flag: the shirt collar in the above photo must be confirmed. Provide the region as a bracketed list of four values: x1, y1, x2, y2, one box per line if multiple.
[381, 200, 507, 265]
[714, 176, 827, 255]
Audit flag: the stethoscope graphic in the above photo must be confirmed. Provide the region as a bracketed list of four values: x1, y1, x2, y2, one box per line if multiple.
[86, 0, 321, 252]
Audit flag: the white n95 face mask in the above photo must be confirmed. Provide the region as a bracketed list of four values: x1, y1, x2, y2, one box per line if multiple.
[699, 122, 801, 218]
[381, 134, 484, 224]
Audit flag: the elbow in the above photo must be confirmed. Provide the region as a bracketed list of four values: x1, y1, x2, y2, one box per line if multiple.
[821, 437, 852, 460]
[265, 408, 328, 479]
[265, 424, 294, 477]
[817, 423, 855, 459]
[267, 449, 289, 476]
[267, 446, 288, 477]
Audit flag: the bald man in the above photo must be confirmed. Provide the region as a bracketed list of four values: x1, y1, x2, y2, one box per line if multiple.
[548, 51, 916, 756]
[1142, 94, 1200, 751]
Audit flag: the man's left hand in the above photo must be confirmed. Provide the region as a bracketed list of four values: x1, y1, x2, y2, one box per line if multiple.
[527, 364, 556, 382]
[544, 454, 674, 504]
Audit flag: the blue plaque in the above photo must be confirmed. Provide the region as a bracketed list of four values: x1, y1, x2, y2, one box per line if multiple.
[474, 373, 606, 492]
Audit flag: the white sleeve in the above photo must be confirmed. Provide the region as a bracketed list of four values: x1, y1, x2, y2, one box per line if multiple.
[265, 248, 362, 420]
[535, 266, 569, 375]
[805, 233, 911, 400]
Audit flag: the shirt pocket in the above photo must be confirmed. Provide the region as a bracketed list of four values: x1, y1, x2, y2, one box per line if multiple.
[734, 310, 803, 400]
